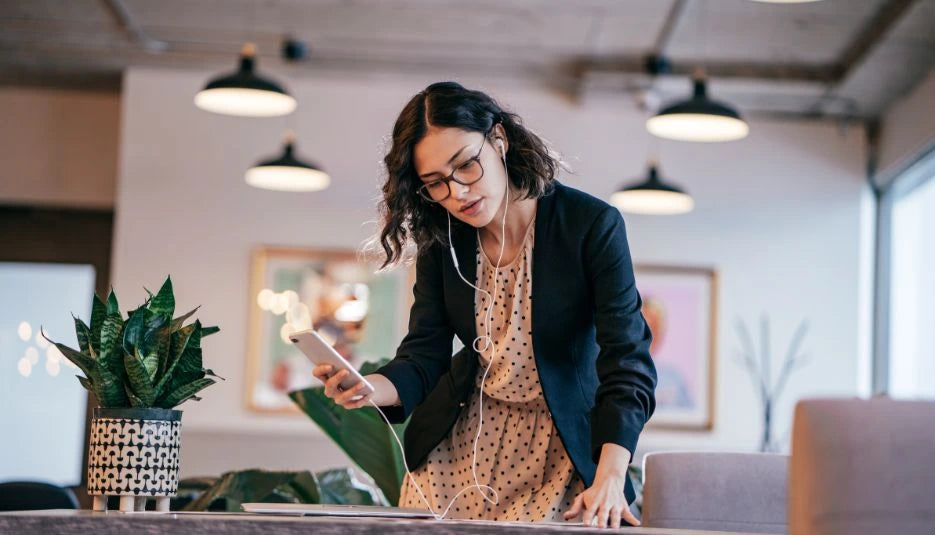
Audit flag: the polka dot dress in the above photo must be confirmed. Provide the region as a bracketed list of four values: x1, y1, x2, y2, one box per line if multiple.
[399, 213, 585, 521]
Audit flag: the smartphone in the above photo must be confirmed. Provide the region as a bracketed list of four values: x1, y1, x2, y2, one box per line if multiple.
[289, 328, 375, 399]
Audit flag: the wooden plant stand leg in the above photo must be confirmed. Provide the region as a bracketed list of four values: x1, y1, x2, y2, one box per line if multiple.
[155, 497, 171, 512]
[92, 496, 107, 512]
[119, 496, 135, 512]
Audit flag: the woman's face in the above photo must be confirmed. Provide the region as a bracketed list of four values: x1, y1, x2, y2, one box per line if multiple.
[412, 125, 509, 228]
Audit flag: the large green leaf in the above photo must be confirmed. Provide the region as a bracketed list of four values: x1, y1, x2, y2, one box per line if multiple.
[179, 468, 382, 512]
[181, 470, 318, 512]
[148, 276, 175, 319]
[124, 347, 157, 406]
[289, 373, 408, 505]
[157, 377, 214, 408]
[89, 294, 107, 355]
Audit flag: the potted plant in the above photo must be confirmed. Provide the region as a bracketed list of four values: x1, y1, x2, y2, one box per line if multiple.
[42, 276, 221, 512]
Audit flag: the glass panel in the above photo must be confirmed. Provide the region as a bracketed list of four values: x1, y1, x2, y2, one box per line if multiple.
[0, 262, 95, 486]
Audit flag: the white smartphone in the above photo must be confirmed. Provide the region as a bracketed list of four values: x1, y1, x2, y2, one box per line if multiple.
[289, 328, 375, 399]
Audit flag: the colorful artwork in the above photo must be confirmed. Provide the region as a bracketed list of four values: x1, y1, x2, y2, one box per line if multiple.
[245, 247, 414, 413]
[635, 265, 717, 430]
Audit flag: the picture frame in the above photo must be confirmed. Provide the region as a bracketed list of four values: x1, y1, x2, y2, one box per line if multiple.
[245, 246, 415, 413]
[635, 264, 717, 430]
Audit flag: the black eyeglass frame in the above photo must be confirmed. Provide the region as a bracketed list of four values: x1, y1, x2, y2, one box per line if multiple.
[416, 129, 493, 203]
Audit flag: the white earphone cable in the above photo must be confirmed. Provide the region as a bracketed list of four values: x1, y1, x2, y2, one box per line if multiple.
[366, 134, 510, 520]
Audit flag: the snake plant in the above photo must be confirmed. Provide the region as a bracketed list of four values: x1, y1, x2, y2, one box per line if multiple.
[41, 275, 222, 409]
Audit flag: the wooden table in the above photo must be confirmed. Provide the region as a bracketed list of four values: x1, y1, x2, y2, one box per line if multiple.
[0, 509, 769, 534]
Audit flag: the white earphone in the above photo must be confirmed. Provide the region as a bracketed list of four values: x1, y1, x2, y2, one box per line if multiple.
[369, 127, 511, 520]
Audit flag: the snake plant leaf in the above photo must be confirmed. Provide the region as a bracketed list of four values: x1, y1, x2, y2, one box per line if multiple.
[289, 377, 408, 505]
[98, 313, 127, 382]
[148, 276, 175, 319]
[76, 375, 94, 395]
[170, 305, 201, 332]
[204, 368, 225, 380]
[45, 337, 94, 380]
[124, 347, 157, 406]
[89, 294, 107, 355]
[140, 312, 169, 382]
[156, 323, 195, 395]
[124, 384, 145, 407]
[121, 305, 148, 356]
[157, 377, 215, 408]
[201, 325, 220, 337]
[72, 314, 92, 355]
[162, 319, 206, 395]
[105, 289, 120, 316]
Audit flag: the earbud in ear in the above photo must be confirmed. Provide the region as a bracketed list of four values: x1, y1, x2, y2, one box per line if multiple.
[496, 138, 505, 156]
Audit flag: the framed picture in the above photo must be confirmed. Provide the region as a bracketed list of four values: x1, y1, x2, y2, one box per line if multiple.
[635, 265, 717, 430]
[245, 246, 415, 413]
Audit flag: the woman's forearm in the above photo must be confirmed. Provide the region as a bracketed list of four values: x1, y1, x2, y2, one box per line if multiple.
[596, 442, 632, 480]
[364, 373, 401, 407]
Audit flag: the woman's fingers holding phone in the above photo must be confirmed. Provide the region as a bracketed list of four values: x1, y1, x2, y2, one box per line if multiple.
[335, 380, 372, 409]
[323, 368, 350, 398]
[312, 364, 333, 382]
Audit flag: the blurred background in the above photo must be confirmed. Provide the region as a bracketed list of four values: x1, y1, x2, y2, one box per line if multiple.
[1, 0, 932, 508]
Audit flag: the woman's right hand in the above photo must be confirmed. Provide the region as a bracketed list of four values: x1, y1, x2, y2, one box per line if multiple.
[312, 365, 400, 410]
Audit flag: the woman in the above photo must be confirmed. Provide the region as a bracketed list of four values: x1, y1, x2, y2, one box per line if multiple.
[313, 81, 656, 528]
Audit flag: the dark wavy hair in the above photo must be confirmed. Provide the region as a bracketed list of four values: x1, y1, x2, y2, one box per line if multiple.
[374, 81, 562, 269]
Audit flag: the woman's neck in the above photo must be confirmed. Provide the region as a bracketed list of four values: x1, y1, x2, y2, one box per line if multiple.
[479, 189, 537, 249]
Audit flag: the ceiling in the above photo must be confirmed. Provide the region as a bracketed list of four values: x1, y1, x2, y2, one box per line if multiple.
[1, 0, 933, 120]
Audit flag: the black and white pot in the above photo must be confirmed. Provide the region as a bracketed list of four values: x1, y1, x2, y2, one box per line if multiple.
[87, 407, 182, 512]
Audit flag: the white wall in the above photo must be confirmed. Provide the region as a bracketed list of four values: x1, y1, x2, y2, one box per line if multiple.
[0, 87, 119, 209]
[113, 66, 869, 477]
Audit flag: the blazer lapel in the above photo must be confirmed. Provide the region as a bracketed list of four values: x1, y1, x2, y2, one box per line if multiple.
[531, 186, 559, 354]
[449, 220, 479, 346]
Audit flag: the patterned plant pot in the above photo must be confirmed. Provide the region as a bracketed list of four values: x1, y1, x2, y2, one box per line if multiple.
[87, 407, 182, 512]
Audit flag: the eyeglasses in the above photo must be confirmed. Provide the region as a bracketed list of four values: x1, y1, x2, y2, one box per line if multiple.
[417, 133, 489, 203]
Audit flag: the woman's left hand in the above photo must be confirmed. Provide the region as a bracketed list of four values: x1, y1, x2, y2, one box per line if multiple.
[563, 443, 640, 528]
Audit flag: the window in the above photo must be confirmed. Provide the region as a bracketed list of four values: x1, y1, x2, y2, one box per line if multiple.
[887, 164, 935, 398]
[0, 262, 95, 486]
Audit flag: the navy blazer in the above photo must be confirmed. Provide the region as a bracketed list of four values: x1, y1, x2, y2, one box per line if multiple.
[375, 181, 657, 504]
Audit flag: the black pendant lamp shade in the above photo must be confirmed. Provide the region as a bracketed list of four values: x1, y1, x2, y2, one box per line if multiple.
[195, 42, 297, 117]
[245, 131, 330, 192]
[609, 165, 694, 215]
[646, 73, 749, 142]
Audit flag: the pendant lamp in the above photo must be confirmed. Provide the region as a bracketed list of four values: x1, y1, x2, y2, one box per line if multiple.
[195, 42, 297, 117]
[646, 70, 749, 142]
[245, 131, 330, 192]
[610, 164, 694, 215]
